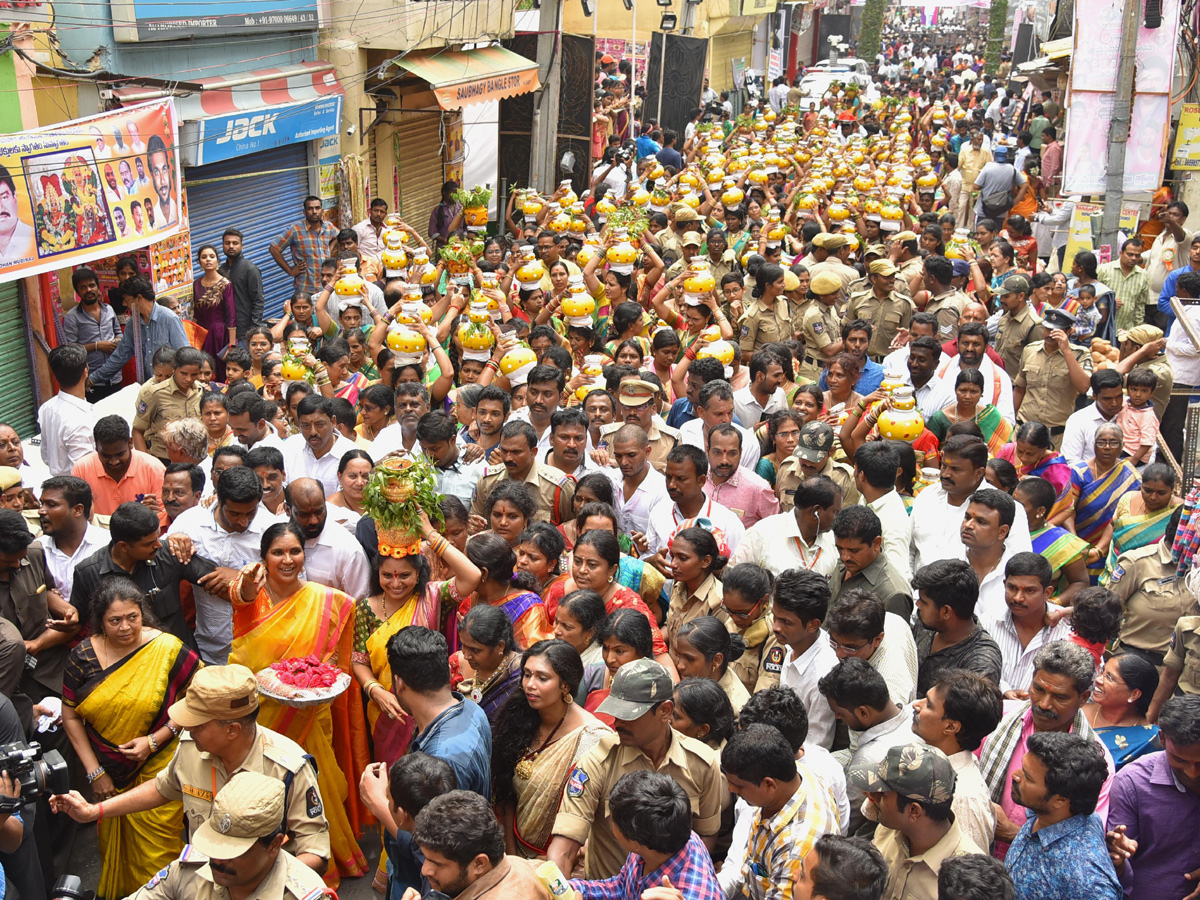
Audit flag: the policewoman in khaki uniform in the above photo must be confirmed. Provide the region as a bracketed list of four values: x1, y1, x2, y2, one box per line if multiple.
[126, 772, 331, 900]
[546, 659, 723, 880]
[845, 259, 917, 360]
[1105, 530, 1199, 667]
[132, 347, 204, 461]
[51, 665, 332, 873]
[739, 272, 803, 357]
[797, 272, 845, 384]
[1014, 307, 1093, 444]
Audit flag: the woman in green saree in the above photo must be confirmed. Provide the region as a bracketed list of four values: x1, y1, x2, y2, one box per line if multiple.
[1103, 462, 1182, 580]
[926, 368, 1014, 455]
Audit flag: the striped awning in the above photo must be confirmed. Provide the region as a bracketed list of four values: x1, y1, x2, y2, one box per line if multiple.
[112, 61, 342, 121]
[387, 45, 539, 110]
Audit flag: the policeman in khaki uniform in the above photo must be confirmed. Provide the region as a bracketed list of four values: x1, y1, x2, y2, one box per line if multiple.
[1162, 614, 1200, 697]
[807, 233, 859, 291]
[1013, 307, 1093, 444]
[127, 772, 331, 900]
[133, 348, 204, 460]
[739, 271, 804, 356]
[891, 231, 925, 292]
[1105, 530, 1199, 667]
[845, 259, 917, 360]
[993, 273, 1044, 377]
[922, 258, 970, 340]
[599, 380, 678, 474]
[774, 422, 860, 512]
[51, 665, 331, 872]
[797, 272, 845, 383]
[469, 427, 575, 525]
[548, 659, 723, 880]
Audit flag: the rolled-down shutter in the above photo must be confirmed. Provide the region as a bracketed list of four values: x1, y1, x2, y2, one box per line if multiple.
[710, 30, 755, 94]
[184, 143, 311, 319]
[394, 112, 446, 244]
[0, 282, 36, 437]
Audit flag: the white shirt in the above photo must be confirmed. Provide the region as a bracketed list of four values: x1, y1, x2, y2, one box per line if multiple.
[369, 423, 418, 462]
[936, 352, 1014, 419]
[437, 457, 487, 507]
[644, 495, 745, 558]
[985, 610, 1073, 693]
[1060, 402, 1121, 467]
[867, 490, 913, 582]
[732, 385, 786, 428]
[873, 612, 919, 706]
[678, 418, 761, 471]
[846, 711, 918, 831]
[972, 542, 1024, 624]
[1166, 306, 1200, 387]
[605, 465, 669, 537]
[909, 483, 1033, 574]
[38, 523, 107, 602]
[947, 750, 997, 850]
[243, 431, 285, 453]
[283, 432, 362, 496]
[38, 392, 97, 477]
[168, 505, 282, 663]
[0, 220, 35, 264]
[780, 638, 840, 748]
[731, 510, 838, 579]
[303, 518, 372, 600]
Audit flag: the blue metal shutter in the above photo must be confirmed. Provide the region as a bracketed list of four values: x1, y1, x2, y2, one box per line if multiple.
[184, 143, 310, 319]
[0, 281, 36, 437]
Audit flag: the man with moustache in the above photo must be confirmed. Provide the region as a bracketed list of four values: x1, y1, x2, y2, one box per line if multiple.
[0, 166, 33, 265]
[544, 408, 597, 480]
[508, 365, 567, 456]
[934, 321, 1015, 418]
[469, 421, 575, 526]
[146, 135, 178, 226]
[644, 445, 745, 564]
[703, 424, 778, 529]
[62, 267, 123, 402]
[941, 304, 1008, 368]
[219, 228, 265, 337]
[460, 385, 507, 462]
[370, 383, 430, 459]
[983, 552, 1072, 695]
[282, 395, 358, 497]
[547, 659, 723, 880]
[979, 641, 1116, 859]
[160, 464, 203, 525]
[599, 380, 678, 474]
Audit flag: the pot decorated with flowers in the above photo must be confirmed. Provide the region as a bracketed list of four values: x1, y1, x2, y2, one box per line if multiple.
[458, 300, 496, 360]
[362, 455, 445, 559]
[453, 184, 493, 232]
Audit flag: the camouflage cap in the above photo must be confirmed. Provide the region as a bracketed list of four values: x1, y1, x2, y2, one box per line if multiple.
[849, 743, 957, 805]
[792, 422, 835, 463]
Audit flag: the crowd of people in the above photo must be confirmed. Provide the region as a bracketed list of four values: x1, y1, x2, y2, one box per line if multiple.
[0, 21, 1193, 900]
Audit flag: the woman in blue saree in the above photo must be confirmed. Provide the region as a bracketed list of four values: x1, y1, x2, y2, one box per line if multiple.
[1083, 654, 1160, 769]
[1068, 423, 1141, 583]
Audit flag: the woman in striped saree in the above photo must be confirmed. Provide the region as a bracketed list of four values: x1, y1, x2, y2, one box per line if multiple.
[1068, 423, 1141, 583]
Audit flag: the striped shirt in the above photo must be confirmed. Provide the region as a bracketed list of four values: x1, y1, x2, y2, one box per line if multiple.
[983, 611, 1073, 693]
[1097, 261, 1151, 335]
[271, 219, 338, 297]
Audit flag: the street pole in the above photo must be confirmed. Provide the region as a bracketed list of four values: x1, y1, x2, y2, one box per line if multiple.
[530, 0, 564, 192]
[1099, 0, 1139, 250]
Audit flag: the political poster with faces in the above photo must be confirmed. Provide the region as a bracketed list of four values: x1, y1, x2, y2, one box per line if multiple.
[0, 98, 183, 282]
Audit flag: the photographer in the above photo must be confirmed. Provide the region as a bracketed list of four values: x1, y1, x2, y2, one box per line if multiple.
[0, 692, 44, 900]
[592, 145, 632, 202]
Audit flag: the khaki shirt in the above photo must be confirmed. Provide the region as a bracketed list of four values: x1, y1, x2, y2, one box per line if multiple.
[127, 846, 329, 900]
[924, 288, 970, 341]
[873, 819, 983, 900]
[599, 418, 679, 474]
[1014, 341, 1093, 431]
[739, 297, 800, 354]
[897, 255, 925, 289]
[1164, 615, 1200, 694]
[469, 459, 575, 525]
[797, 303, 841, 383]
[808, 258, 859, 292]
[1107, 540, 1199, 655]
[552, 728, 724, 879]
[155, 729, 331, 862]
[727, 613, 784, 694]
[845, 289, 917, 358]
[1141, 354, 1174, 419]
[657, 229, 684, 265]
[133, 379, 204, 459]
[775, 455, 860, 512]
[995, 305, 1044, 377]
[664, 573, 723, 648]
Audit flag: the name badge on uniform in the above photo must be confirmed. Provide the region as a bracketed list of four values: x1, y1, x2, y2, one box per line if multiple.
[182, 784, 213, 802]
[763, 646, 785, 674]
[1157, 575, 1178, 586]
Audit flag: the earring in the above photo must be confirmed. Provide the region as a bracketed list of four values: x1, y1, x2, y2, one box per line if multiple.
[563, 690, 574, 705]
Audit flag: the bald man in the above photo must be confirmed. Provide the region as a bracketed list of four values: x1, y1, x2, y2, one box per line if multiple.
[286, 477, 370, 598]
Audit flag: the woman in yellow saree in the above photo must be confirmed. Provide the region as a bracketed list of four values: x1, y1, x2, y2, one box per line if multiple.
[490, 640, 610, 858]
[351, 511, 481, 891]
[61, 577, 201, 900]
[230, 521, 369, 888]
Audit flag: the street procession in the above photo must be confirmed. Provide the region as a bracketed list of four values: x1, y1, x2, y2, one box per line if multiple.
[0, 0, 1196, 898]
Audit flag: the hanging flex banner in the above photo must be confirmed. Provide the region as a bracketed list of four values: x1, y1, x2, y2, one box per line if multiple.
[0, 99, 183, 284]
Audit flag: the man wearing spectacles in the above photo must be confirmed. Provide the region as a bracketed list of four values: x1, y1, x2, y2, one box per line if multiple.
[825, 585, 917, 709]
[1060, 368, 1126, 467]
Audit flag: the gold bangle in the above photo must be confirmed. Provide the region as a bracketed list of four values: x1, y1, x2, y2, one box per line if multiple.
[364, 681, 381, 699]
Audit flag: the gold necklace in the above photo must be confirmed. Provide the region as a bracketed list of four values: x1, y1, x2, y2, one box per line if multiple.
[515, 706, 570, 781]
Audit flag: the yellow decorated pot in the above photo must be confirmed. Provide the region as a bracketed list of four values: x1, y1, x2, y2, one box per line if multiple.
[722, 184, 745, 208]
[464, 205, 488, 229]
[607, 237, 638, 274]
[281, 359, 307, 381]
[697, 338, 734, 367]
[877, 387, 925, 442]
[561, 292, 596, 319]
[683, 260, 716, 302]
[558, 180, 577, 205]
[631, 187, 651, 207]
[334, 259, 364, 298]
[381, 246, 408, 274]
[387, 326, 426, 355]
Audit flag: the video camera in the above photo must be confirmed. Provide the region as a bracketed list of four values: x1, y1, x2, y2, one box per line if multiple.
[0, 741, 69, 802]
[50, 875, 95, 900]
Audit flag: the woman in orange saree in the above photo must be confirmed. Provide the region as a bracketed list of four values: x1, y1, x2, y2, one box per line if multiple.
[230, 521, 369, 888]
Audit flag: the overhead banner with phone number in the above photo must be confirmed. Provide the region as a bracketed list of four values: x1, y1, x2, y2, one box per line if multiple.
[0, 99, 184, 284]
